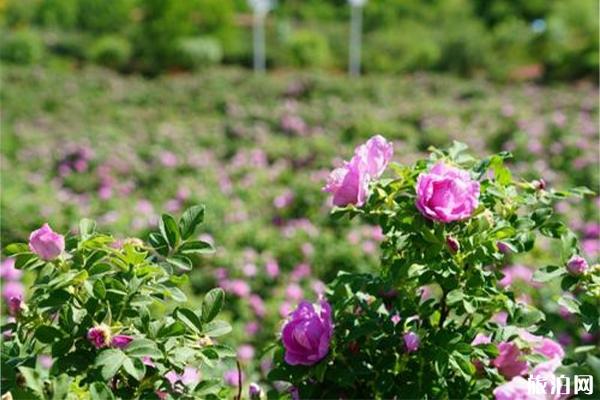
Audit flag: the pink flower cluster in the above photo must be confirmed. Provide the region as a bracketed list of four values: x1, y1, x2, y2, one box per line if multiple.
[323, 135, 393, 207]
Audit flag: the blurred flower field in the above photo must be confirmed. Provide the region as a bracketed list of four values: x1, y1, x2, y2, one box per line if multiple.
[1, 64, 599, 394]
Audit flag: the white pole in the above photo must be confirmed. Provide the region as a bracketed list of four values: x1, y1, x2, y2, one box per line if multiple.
[253, 11, 266, 73]
[348, 4, 363, 76]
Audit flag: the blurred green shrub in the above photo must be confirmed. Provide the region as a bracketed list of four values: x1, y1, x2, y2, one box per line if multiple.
[175, 36, 223, 70]
[363, 21, 440, 73]
[286, 30, 331, 68]
[77, 0, 134, 33]
[88, 35, 132, 69]
[543, 0, 598, 80]
[0, 29, 44, 65]
[35, 0, 78, 29]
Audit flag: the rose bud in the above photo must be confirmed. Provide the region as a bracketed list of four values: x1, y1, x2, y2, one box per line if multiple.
[249, 383, 262, 400]
[446, 236, 460, 253]
[567, 255, 589, 275]
[29, 223, 65, 261]
[403, 331, 420, 353]
[111, 334, 134, 349]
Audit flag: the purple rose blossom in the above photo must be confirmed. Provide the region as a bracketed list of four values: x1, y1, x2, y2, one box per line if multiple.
[496, 241, 511, 254]
[265, 259, 280, 279]
[323, 135, 393, 207]
[111, 334, 134, 349]
[415, 162, 480, 223]
[87, 324, 111, 349]
[492, 342, 528, 379]
[0, 258, 22, 281]
[282, 300, 333, 366]
[566, 255, 588, 275]
[29, 223, 65, 261]
[493, 377, 541, 400]
[403, 332, 420, 353]
[323, 156, 369, 207]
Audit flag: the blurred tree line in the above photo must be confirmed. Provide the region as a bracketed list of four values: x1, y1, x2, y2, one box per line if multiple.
[0, 0, 597, 81]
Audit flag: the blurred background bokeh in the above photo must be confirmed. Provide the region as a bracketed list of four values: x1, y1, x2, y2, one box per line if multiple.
[1, 0, 598, 393]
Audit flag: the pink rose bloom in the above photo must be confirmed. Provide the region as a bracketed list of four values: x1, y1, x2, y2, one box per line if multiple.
[38, 355, 54, 369]
[353, 135, 394, 179]
[224, 369, 243, 387]
[265, 259, 280, 279]
[493, 376, 545, 400]
[492, 311, 508, 326]
[492, 342, 528, 379]
[87, 324, 111, 349]
[2, 281, 24, 301]
[0, 258, 22, 281]
[111, 334, 134, 349]
[285, 283, 304, 301]
[282, 300, 333, 366]
[323, 156, 369, 207]
[249, 294, 266, 318]
[415, 162, 480, 223]
[519, 331, 564, 360]
[29, 224, 65, 261]
[531, 358, 565, 400]
[165, 367, 200, 389]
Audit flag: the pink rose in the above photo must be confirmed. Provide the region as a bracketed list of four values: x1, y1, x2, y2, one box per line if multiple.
[87, 324, 111, 349]
[323, 135, 393, 207]
[566, 255, 588, 275]
[353, 135, 394, 179]
[323, 156, 369, 207]
[415, 162, 480, 223]
[493, 377, 545, 400]
[111, 334, 134, 349]
[29, 224, 65, 261]
[492, 342, 528, 379]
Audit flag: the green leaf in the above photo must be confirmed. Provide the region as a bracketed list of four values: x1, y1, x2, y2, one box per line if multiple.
[123, 357, 146, 381]
[446, 289, 464, 305]
[166, 256, 192, 271]
[175, 307, 203, 333]
[89, 263, 112, 276]
[95, 349, 126, 380]
[557, 296, 580, 314]
[532, 265, 565, 283]
[4, 243, 29, 255]
[202, 288, 225, 323]
[179, 205, 205, 240]
[157, 321, 186, 338]
[124, 339, 163, 358]
[514, 305, 545, 327]
[179, 240, 214, 255]
[79, 218, 96, 239]
[35, 325, 63, 343]
[89, 382, 115, 400]
[159, 214, 180, 248]
[93, 280, 106, 299]
[202, 320, 232, 337]
[18, 367, 44, 394]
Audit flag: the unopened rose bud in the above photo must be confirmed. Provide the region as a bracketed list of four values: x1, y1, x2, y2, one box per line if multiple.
[7, 297, 22, 316]
[497, 241, 511, 254]
[403, 331, 420, 353]
[532, 179, 546, 190]
[446, 236, 460, 253]
[249, 383, 262, 399]
[567, 255, 589, 275]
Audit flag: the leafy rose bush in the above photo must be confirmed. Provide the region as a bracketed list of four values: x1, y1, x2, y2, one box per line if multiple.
[1, 205, 237, 399]
[268, 139, 599, 399]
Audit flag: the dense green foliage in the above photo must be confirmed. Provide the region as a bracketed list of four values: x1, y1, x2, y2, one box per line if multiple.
[0, 0, 597, 79]
[2, 205, 236, 399]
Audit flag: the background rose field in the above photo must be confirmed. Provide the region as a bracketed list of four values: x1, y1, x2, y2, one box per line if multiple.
[1, 0, 599, 399]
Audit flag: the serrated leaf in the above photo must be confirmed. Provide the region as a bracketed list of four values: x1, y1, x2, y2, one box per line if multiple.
[123, 357, 146, 381]
[95, 349, 126, 380]
[175, 307, 203, 333]
[202, 320, 231, 337]
[179, 205, 205, 240]
[202, 288, 225, 323]
[159, 214, 180, 248]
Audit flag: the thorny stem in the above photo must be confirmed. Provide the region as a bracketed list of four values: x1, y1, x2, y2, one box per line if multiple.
[235, 360, 243, 400]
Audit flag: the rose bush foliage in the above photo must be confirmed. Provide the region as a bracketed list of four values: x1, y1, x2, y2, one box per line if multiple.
[1, 205, 237, 399]
[269, 140, 599, 399]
